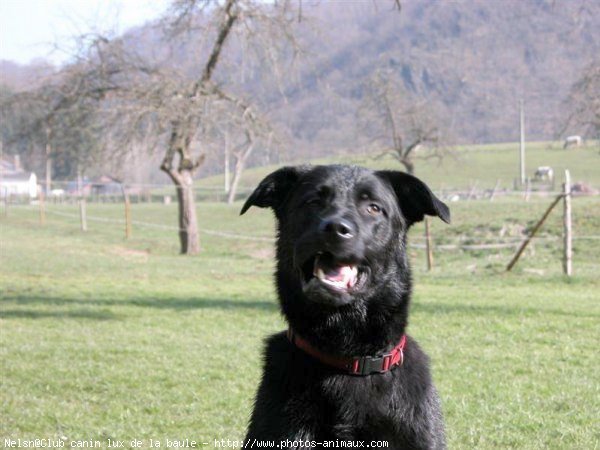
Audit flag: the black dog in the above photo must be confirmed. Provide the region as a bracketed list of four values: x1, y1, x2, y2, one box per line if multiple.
[241, 165, 450, 449]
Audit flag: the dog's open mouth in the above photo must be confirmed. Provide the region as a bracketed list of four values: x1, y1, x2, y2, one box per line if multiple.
[301, 252, 364, 293]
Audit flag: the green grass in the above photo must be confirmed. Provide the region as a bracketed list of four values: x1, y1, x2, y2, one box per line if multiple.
[1, 168, 600, 447]
[198, 140, 600, 193]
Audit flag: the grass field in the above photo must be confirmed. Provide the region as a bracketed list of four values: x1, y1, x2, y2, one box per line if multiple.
[1, 143, 599, 449]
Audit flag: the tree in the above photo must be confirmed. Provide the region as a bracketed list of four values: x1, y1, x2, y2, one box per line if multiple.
[2, 0, 300, 254]
[64, 0, 300, 255]
[208, 102, 276, 205]
[562, 60, 600, 141]
[0, 71, 106, 190]
[358, 69, 448, 175]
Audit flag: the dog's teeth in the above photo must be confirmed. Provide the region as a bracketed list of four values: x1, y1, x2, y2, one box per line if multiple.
[316, 268, 326, 280]
[325, 279, 344, 288]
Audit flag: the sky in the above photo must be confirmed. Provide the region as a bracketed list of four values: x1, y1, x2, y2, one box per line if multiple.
[0, 0, 169, 66]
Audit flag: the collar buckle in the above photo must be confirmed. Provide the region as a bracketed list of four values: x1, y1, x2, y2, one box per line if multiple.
[351, 353, 395, 375]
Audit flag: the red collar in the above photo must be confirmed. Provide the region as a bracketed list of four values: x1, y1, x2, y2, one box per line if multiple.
[287, 328, 406, 376]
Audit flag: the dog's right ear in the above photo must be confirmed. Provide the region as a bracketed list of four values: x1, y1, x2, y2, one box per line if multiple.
[376, 170, 450, 227]
[240, 166, 310, 215]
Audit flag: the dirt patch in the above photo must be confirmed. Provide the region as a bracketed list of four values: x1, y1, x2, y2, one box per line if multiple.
[248, 247, 275, 260]
[111, 246, 150, 262]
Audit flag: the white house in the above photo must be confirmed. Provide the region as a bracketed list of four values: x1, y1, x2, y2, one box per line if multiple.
[0, 172, 38, 198]
[0, 155, 38, 198]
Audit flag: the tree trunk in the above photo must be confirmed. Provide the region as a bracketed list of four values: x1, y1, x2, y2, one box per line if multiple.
[45, 126, 52, 194]
[160, 0, 237, 255]
[224, 131, 230, 194]
[175, 170, 200, 255]
[227, 156, 244, 205]
[161, 123, 204, 255]
[400, 157, 415, 175]
[227, 141, 255, 205]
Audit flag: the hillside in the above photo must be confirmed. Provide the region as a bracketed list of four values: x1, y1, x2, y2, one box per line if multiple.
[1, 0, 599, 180]
[180, 0, 600, 176]
[208, 0, 600, 157]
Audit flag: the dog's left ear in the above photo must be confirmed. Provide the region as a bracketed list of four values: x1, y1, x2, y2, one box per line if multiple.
[375, 170, 450, 226]
[240, 165, 310, 216]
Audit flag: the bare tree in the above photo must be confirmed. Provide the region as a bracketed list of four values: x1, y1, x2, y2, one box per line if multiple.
[56, 0, 301, 254]
[157, 1, 299, 253]
[199, 98, 277, 204]
[562, 60, 600, 141]
[358, 69, 448, 175]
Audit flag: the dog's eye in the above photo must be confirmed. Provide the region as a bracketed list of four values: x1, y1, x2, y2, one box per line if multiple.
[367, 204, 382, 215]
[304, 197, 321, 206]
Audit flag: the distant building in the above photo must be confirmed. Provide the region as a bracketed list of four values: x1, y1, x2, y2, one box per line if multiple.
[91, 175, 123, 196]
[0, 155, 38, 198]
[64, 175, 122, 198]
[65, 179, 92, 197]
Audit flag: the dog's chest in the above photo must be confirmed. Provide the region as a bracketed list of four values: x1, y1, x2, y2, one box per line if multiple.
[318, 373, 413, 440]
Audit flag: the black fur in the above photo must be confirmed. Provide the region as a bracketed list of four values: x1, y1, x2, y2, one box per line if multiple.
[241, 165, 449, 449]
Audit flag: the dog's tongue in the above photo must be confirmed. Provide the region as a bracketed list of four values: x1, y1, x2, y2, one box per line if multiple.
[323, 265, 354, 282]
[314, 255, 358, 289]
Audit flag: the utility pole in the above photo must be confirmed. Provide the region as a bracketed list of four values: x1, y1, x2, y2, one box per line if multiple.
[563, 170, 572, 276]
[0, 139, 3, 187]
[519, 99, 526, 186]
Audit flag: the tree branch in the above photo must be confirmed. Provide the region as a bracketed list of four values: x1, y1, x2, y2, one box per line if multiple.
[193, 0, 239, 97]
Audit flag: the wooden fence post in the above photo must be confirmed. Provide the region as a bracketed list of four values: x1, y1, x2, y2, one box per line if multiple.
[38, 185, 46, 226]
[490, 179, 500, 202]
[524, 177, 531, 202]
[79, 197, 87, 232]
[121, 184, 132, 239]
[563, 170, 572, 276]
[467, 181, 478, 200]
[506, 193, 563, 271]
[425, 217, 434, 271]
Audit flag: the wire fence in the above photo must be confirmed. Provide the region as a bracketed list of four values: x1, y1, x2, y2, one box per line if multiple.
[2, 178, 598, 206]
[3, 174, 599, 278]
[40, 206, 276, 242]
[4, 187, 600, 277]
[5, 196, 599, 252]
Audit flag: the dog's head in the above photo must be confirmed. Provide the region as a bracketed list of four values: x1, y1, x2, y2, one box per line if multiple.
[241, 165, 449, 347]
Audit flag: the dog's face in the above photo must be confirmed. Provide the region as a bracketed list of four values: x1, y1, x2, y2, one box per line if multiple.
[241, 165, 449, 339]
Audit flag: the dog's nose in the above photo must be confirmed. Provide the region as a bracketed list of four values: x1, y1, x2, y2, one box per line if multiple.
[319, 218, 355, 239]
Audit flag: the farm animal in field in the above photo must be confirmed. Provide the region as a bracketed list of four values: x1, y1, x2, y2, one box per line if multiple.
[563, 135, 582, 149]
[241, 164, 450, 449]
[534, 166, 554, 182]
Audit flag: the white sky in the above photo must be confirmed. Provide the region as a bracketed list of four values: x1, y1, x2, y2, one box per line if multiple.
[0, 0, 169, 65]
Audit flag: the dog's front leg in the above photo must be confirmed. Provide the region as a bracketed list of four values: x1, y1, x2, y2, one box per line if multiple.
[245, 398, 318, 449]
[245, 379, 319, 447]
[246, 333, 321, 443]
